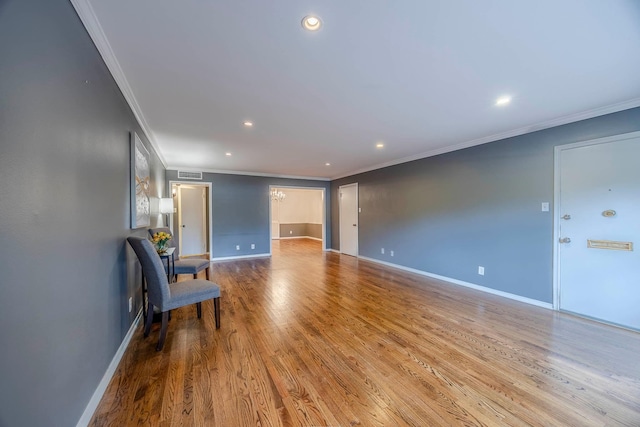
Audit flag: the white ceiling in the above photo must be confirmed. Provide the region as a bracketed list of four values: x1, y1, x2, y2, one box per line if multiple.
[74, 0, 640, 180]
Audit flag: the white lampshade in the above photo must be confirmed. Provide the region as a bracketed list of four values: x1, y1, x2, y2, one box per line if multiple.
[159, 198, 174, 214]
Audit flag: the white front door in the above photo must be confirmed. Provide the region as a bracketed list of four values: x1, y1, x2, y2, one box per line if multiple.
[339, 183, 358, 257]
[556, 132, 640, 330]
[178, 185, 207, 256]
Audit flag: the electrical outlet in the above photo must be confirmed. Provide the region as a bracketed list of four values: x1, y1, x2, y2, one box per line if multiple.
[251, 243, 255, 249]
[381, 248, 385, 254]
[478, 266, 485, 275]
[128, 297, 132, 312]
[236, 245, 240, 250]
[390, 250, 394, 257]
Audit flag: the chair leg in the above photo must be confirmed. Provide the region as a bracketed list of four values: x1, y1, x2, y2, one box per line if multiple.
[144, 303, 154, 337]
[205, 267, 210, 281]
[214, 297, 220, 329]
[157, 311, 169, 351]
[196, 302, 202, 318]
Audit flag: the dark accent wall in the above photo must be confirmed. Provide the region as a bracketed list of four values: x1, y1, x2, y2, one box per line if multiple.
[332, 108, 640, 303]
[166, 171, 330, 257]
[0, 1, 165, 426]
[280, 223, 323, 239]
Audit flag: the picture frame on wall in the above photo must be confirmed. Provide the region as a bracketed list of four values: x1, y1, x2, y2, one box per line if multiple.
[131, 132, 151, 229]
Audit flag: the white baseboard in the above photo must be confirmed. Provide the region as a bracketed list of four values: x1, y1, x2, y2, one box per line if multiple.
[357, 256, 553, 310]
[76, 309, 142, 427]
[211, 253, 271, 262]
[328, 248, 340, 254]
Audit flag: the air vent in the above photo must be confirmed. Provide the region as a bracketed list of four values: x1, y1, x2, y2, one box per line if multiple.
[177, 171, 203, 180]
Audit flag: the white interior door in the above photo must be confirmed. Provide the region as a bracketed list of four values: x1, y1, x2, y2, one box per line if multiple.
[556, 132, 640, 330]
[179, 186, 207, 256]
[339, 183, 358, 256]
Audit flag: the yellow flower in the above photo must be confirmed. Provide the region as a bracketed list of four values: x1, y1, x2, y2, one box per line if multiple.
[152, 232, 172, 245]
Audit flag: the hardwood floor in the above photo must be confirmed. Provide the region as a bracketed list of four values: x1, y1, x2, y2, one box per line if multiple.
[91, 239, 640, 426]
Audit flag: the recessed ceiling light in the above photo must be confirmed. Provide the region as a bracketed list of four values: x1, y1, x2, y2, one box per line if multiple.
[376, 142, 385, 149]
[495, 96, 511, 106]
[302, 15, 322, 31]
[325, 162, 331, 166]
[225, 152, 232, 156]
[243, 121, 253, 127]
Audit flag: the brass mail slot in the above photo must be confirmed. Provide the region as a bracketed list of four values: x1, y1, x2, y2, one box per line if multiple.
[587, 239, 633, 251]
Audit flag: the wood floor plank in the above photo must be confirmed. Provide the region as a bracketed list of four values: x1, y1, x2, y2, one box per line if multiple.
[90, 238, 640, 426]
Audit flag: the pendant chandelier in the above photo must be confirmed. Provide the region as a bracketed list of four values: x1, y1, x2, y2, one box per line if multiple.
[271, 189, 286, 202]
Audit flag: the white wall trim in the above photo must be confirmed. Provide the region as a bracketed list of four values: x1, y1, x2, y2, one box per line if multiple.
[270, 185, 328, 252]
[76, 310, 142, 427]
[328, 248, 341, 254]
[169, 167, 330, 181]
[358, 256, 553, 310]
[211, 253, 270, 262]
[70, 0, 167, 168]
[332, 98, 640, 180]
[339, 183, 359, 257]
[169, 180, 213, 258]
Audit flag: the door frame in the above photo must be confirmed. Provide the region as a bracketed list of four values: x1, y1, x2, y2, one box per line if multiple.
[552, 130, 640, 310]
[169, 180, 213, 260]
[268, 185, 328, 253]
[339, 183, 358, 256]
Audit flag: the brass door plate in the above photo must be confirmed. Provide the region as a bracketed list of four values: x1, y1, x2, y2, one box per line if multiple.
[587, 239, 633, 251]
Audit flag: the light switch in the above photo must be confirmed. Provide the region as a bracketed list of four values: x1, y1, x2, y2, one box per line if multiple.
[541, 202, 549, 212]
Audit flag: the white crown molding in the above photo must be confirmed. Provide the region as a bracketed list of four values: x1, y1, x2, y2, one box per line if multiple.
[70, 0, 168, 168]
[332, 97, 640, 180]
[170, 167, 330, 181]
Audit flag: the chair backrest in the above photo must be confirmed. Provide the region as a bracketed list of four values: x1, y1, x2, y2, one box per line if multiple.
[127, 236, 171, 309]
[148, 227, 180, 258]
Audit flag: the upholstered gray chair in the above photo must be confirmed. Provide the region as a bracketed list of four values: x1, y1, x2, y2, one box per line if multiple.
[148, 227, 211, 281]
[127, 236, 221, 351]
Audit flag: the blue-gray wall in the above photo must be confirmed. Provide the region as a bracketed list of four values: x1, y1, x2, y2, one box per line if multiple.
[166, 171, 331, 258]
[331, 107, 640, 303]
[0, 1, 166, 426]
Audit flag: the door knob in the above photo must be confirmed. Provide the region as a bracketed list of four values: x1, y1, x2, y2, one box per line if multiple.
[561, 214, 571, 220]
[559, 237, 571, 243]
[182, 225, 186, 228]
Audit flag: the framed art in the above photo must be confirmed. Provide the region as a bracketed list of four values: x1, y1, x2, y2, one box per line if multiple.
[131, 132, 151, 228]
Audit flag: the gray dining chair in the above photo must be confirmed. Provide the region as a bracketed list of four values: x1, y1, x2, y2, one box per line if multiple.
[127, 236, 221, 351]
[148, 227, 211, 281]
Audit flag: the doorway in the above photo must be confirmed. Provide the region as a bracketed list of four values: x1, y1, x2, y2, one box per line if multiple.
[170, 181, 212, 258]
[339, 183, 358, 257]
[269, 186, 327, 251]
[554, 131, 640, 330]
